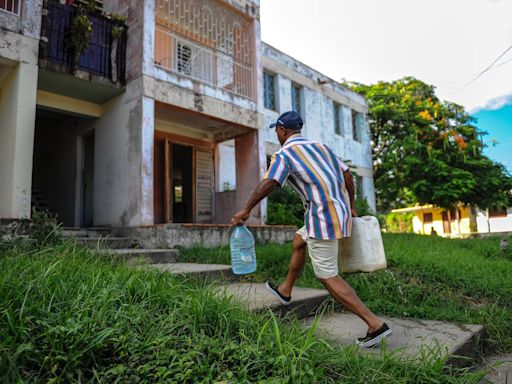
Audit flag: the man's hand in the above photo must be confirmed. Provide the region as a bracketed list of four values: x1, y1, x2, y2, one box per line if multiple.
[231, 208, 251, 226]
[351, 208, 358, 218]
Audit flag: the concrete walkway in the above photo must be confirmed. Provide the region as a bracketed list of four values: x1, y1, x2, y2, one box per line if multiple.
[145, 262, 484, 367]
[304, 313, 483, 368]
[483, 354, 512, 384]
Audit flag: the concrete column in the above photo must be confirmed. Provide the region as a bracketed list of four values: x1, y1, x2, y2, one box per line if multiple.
[0, 63, 38, 219]
[94, 79, 154, 227]
[235, 129, 262, 224]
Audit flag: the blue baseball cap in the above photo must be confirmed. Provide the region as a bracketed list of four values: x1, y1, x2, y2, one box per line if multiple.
[269, 111, 303, 129]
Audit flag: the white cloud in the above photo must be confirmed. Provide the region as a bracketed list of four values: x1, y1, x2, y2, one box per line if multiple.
[470, 94, 512, 114]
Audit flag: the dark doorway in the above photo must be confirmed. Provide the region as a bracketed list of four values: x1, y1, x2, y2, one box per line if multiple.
[172, 144, 193, 223]
[82, 133, 95, 227]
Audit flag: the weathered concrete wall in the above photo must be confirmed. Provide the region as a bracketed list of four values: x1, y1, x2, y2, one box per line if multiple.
[145, 75, 263, 130]
[94, 79, 154, 227]
[0, 27, 39, 65]
[103, 0, 145, 82]
[114, 224, 298, 248]
[0, 0, 42, 38]
[261, 43, 376, 214]
[215, 190, 237, 224]
[0, 62, 38, 219]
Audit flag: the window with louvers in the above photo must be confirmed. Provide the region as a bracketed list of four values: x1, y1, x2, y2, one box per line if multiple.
[176, 42, 192, 75]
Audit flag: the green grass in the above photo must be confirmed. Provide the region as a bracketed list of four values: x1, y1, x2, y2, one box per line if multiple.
[180, 233, 512, 353]
[0, 241, 488, 383]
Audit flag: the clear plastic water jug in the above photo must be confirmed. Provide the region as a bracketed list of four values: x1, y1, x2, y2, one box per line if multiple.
[229, 225, 257, 274]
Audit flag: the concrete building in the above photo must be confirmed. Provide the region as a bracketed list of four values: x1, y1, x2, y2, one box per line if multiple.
[1, 0, 264, 228]
[1, 0, 374, 229]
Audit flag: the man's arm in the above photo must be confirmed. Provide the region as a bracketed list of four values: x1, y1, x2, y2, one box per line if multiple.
[343, 169, 357, 217]
[231, 179, 279, 225]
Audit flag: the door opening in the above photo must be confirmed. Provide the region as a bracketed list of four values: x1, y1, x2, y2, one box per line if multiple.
[82, 132, 95, 227]
[171, 144, 193, 223]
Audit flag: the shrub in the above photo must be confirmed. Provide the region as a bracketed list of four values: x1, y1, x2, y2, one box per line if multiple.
[266, 185, 304, 226]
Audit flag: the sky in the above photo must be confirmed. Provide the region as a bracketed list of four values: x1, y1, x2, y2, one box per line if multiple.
[260, 0, 512, 170]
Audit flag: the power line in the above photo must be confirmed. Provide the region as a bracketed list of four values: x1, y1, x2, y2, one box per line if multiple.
[460, 45, 512, 90]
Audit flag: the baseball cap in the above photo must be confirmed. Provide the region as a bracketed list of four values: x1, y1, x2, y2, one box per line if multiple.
[269, 111, 304, 129]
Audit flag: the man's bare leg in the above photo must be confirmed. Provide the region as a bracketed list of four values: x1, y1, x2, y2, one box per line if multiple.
[277, 234, 307, 297]
[319, 276, 383, 333]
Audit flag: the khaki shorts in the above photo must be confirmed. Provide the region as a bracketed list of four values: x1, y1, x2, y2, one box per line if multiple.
[297, 226, 339, 279]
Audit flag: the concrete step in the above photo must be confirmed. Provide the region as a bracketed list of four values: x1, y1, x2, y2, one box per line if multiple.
[148, 263, 329, 318]
[304, 313, 483, 368]
[72, 237, 139, 249]
[149, 263, 237, 281]
[101, 248, 178, 264]
[60, 227, 112, 238]
[218, 283, 330, 319]
[482, 354, 512, 383]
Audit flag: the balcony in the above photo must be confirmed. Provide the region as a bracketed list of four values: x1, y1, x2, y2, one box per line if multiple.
[39, 0, 127, 84]
[154, 0, 255, 100]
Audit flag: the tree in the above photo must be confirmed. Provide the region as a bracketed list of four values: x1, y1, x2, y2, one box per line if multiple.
[349, 77, 512, 212]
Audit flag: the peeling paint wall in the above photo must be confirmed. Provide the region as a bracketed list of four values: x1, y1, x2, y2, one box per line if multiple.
[261, 43, 376, 213]
[0, 0, 42, 38]
[93, 79, 154, 227]
[0, 63, 38, 219]
[103, 0, 145, 81]
[0, 0, 43, 220]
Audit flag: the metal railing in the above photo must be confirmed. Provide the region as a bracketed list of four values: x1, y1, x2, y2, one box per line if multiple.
[0, 0, 21, 15]
[40, 1, 127, 83]
[155, 26, 254, 100]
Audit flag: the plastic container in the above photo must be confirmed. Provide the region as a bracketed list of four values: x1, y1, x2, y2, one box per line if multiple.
[229, 225, 257, 274]
[338, 216, 387, 273]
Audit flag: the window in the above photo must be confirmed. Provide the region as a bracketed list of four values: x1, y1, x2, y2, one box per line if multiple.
[423, 213, 433, 223]
[0, 0, 20, 15]
[333, 102, 343, 136]
[291, 84, 302, 115]
[352, 111, 365, 142]
[174, 39, 214, 83]
[264, 72, 276, 110]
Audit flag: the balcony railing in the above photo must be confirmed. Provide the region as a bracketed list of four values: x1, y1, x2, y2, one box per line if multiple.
[0, 0, 21, 15]
[155, 26, 254, 100]
[40, 1, 127, 84]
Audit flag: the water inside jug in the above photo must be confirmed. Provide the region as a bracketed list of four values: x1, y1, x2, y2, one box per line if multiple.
[229, 225, 257, 274]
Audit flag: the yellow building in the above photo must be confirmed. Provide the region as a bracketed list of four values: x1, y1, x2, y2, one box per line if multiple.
[391, 205, 475, 237]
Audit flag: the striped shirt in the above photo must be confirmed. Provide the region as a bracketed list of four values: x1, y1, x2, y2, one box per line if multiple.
[264, 134, 352, 240]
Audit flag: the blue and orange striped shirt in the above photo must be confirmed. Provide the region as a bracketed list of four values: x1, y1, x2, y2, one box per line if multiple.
[264, 134, 352, 240]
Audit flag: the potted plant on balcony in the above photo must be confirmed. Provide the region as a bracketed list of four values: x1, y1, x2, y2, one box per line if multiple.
[68, 9, 93, 71]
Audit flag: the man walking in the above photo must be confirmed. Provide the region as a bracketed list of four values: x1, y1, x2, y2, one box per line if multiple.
[230, 111, 391, 348]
